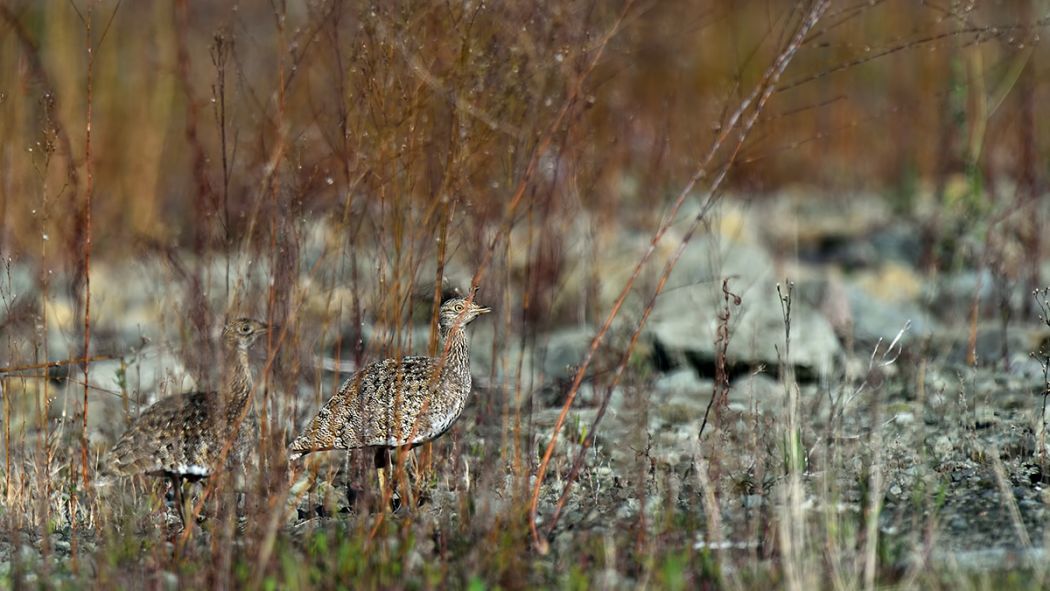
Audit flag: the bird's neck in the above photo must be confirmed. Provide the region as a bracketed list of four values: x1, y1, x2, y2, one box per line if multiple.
[439, 324, 470, 370]
[222, 345, 254, 405]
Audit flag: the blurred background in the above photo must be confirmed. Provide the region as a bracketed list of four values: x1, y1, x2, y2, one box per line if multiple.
[1, 0, 1045, 357]
[1, 1, 1044, 254]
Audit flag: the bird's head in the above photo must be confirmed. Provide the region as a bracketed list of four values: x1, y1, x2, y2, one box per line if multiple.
[222, 318, 269, 350]
[438, 297, 490, 330]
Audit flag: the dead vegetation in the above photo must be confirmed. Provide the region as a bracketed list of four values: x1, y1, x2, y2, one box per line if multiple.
[0, 0, 1048, 588]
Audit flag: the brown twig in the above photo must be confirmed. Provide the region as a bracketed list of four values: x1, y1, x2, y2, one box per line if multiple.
[778, 19, 1050, 93]
[0, 354, 121, 376]
[173, 0, 218, 379]
[0, 4, 80, 191]
[698, 278, 741, 441]
[78, 0, 97, 500]
[464, 2, 633, 300]
[210, 30, 234, 288]
[530, 0, 832, 550]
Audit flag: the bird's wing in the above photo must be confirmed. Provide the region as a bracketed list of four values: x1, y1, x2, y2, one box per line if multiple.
[106, 391, 217, 477]
[288, 356, 442, 457]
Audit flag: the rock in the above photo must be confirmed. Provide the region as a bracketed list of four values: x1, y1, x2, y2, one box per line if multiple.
[647, 237, 842, 378]
[853, 262, 925, 304]
[758, 191, 893, 267]
[474, 324, 623, 409]
[974, 405, 999, 429]
[89, 261, 183, 342]
[927, 270, 1031, 320]
[808, 275, 852, 338]
[870, 222, 924, 267]
[654, 368, 711, 395]
[760, 192, 890, 254]
[0, 259, 33, 293]
[938, 324, 1047, 368]
[97, 344, 197, 399]
[728, 373, 782, 410]
[742, 494, 763, 509]
[538, 327, 597, 381]
[469, 322, 539, 394]
[714, 200, 764, 246]
[654, 386, 712, 425]
[1009, 354, 1046, 389]
[843, 282, 937, 347]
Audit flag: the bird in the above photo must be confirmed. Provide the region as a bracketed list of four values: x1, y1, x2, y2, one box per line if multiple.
[288, 297, 489, 501]
[103, 317, 268, 529]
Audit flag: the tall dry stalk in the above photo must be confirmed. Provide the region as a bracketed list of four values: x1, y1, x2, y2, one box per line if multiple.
[530, 0, 832, 550]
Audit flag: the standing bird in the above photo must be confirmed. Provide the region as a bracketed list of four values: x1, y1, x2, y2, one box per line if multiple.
[288, 297, 489, 498]
[104, 318, 268, 529]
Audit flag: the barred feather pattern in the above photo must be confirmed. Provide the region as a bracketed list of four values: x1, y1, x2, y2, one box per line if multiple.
[289, 298, 488, 459]
[105, 319, 266, 480]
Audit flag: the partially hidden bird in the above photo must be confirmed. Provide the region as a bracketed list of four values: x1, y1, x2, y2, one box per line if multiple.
[104, 317, 268, 528]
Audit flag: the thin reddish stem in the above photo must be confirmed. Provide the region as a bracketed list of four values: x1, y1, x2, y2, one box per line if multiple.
[528, 0, 832, 550]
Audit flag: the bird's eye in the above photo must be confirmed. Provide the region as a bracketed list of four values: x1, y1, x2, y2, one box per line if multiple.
[454, 303, 464, 312]
[240, 324, 251, 333]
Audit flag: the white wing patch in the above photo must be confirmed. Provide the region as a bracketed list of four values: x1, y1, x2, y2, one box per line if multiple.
[173, 464, 211, 477]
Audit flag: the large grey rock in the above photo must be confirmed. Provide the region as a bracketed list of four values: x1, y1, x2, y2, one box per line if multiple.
[655, 368, 713, 396]
[537, 327, 597, 381]
[936, 324, 1050, 369]
[844, 283, 937, 347]
[647, 237, 842, 377]
[870, 223, 924, 267]
[472, 323, 621, 409]
[758, 191, 892, 263]
[729, 372, 783, 411]
[926, 270, 1033, 320]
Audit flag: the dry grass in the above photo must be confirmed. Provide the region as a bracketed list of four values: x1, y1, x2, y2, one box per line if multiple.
[0, 0, 1048, 588]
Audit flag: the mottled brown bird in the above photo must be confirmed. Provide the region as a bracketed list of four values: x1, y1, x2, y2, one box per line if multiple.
[104, 318, 268, 528]
[288, 297, 489, 495]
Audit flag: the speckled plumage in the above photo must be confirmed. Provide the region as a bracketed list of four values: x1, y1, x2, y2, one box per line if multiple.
[288, 298, 489, 460]
[106, 318, 267, 481]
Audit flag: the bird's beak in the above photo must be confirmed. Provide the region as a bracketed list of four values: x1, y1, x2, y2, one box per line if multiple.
[475, 306, 491, 315]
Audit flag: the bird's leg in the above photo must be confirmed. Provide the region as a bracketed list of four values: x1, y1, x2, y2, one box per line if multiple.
[171, 475, 187, 531]
[397, 445, 415, 509]
[374, 448, 391, 504]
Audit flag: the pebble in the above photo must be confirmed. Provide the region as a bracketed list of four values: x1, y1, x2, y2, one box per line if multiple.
[742, 495, 763, 509]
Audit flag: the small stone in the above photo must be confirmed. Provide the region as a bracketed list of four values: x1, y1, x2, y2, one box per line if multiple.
[973, 406, 998, 429]
[742, 495, 763, 509]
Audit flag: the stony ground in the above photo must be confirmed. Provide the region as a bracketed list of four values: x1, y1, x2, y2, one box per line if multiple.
[2, 192, 1049, 587]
